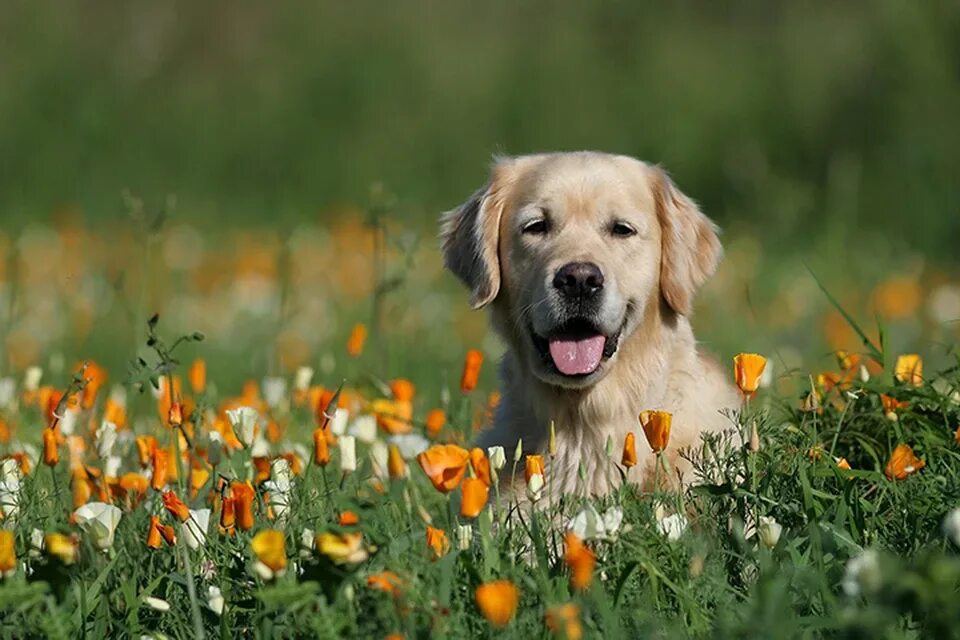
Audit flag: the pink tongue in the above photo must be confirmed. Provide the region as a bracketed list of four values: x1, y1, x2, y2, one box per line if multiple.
[548, 335, 605, 375]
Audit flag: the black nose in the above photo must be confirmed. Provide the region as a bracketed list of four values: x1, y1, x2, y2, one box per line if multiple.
[553, 262, 604, 300]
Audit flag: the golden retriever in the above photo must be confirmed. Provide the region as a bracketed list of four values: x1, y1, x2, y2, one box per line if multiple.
[440, 152, 738, 495]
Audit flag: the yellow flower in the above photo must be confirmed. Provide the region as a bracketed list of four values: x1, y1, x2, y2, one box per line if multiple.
[733, 353, 767, 395]
[251, 529, 287, 579]
[316, 531, 368, 565]
[475, 580, 519, 628]
[639, 411, 672, 453]
[894, 354, 922, 386]
[44, 533, 78, 565]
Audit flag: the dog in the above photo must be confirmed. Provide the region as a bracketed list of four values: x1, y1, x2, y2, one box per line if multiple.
[440, 152, 739, 495]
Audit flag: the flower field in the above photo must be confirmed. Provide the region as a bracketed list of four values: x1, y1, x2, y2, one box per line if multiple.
[0, 210, 959, 639]
[0, 216, 960, 639]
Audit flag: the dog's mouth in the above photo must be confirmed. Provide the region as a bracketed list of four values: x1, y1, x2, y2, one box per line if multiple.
[530, 318, 623, 377]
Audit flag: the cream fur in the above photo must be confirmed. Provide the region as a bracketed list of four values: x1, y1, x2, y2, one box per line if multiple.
[441, 151, 739, 496]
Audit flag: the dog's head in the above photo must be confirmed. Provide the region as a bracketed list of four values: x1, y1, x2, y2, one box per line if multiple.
[440, 152, 721, 389]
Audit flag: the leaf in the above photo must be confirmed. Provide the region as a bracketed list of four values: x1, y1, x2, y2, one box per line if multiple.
[612, 561, 639, 606]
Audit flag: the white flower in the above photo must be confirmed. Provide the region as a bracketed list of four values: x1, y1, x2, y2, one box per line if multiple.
[294, 367, 314, 392]
[758, 516, 782, 549]
[568, 505, 625, 541]
[602, 506, 624, 535]
[299, 528, 315, 558]
[526, 473, 544, 502]
[252, 560, 276, 581]
[369, 441, 389, 480]
[59, 407, 79, 436]
[330, 408, 350, 436]
[348, 415, 377, 444]
[0, 462, 20, 523]
[142, 596, 170, 612]
[457, 524, 472, 551]
[760, 357, 774, 388]
[487, 446, 506, 472]
[943, 508, 960, 547]
[182, 509, 211, 550]
[264, 460, 294, 521]
[74, 502, 123, 550]
[226, 406, 260, 448]
[104, 456, 122, 478]
[339, 435, 357, 473]
[96, 421, 118, 458]
[23, 366, 43, 392]
[29, 528, 44, 557]
[262, 377, 287, 409]
[207, 586, 224, 616]
[656, 513, 688, 542]
[568, 504, 603, 540]
[842, 549, 881, 597]
[0, 377, 15, 410]
[388, 433, 430, 459]
[250, 435, 270, 458]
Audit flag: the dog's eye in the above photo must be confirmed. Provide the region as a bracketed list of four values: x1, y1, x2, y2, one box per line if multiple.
[610, 222, 637, 237]
[522, 219, 549, 236]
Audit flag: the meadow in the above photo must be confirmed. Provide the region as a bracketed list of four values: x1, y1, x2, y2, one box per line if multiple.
[0, 204, 959, 639]
[2, 2, 960, 637]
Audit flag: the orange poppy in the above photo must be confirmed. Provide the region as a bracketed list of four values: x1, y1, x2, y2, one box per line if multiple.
[389, 379, 416, 402]
[339, 511, 360, 526]
[460, 349, 484, 393]
[416, 444, 470, 493]
[563, 532, 596, 591]
[42, 428, 59, 466]
[885, 444, 925, 480]
[425, 409, 446, 438]
[525, 455, 545, 483]
[880, 394, 909, 417]
[189, 358, 207, 394]
[313, 426, 331, 466]
[639, 410, 672, 453]
[367, 571, 404, 597]
[545, 603, 582, 640]
[346, 324, 367, 357]
[220, 496, 236, 534]
[146, 515, 163, 549]
[162, 491, 190, 522]
[733, 353, 767, 396]
[425, 526, 449, 559]
[475, 580, 519, 628]
[151, 448, 169, 491]
[0, 530, 15, 574]
[460, 478, 489, 519]
[231, 482, 256, 530]
[387, 444, 406, 479]
[372, 398, 413, 435]
[469, 448, 491, 486]
[621, 432, 637, 467]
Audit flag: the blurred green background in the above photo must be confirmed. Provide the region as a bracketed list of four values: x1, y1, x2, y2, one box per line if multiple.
[1, 1, 959, 389]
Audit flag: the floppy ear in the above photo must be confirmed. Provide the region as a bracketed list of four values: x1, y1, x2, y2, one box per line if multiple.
[653, 168, 722, 316]
[439, 161, 513, 309]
